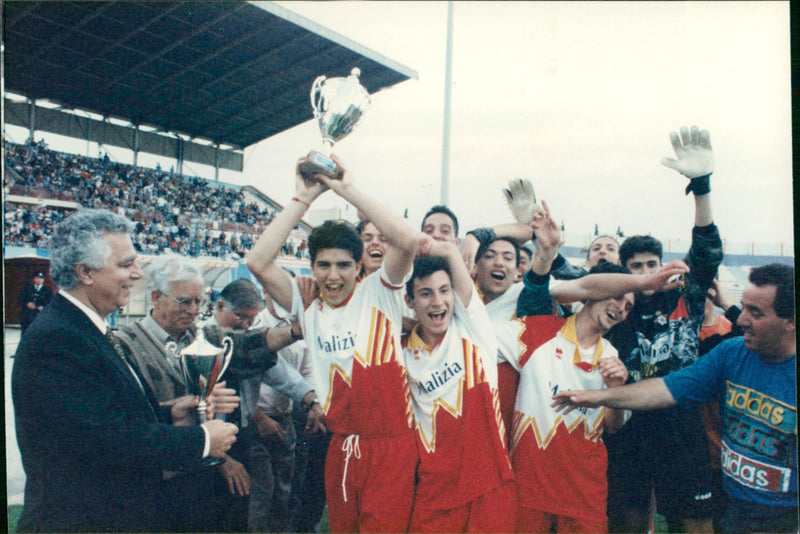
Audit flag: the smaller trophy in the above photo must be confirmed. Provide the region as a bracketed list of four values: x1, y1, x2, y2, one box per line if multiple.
[301, 67, 372, 179]
[166, 328, 233, 466]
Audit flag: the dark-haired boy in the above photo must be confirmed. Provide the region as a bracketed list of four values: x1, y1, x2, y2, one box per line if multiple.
[469, 236, 526, 440]
[508, 203, 682, 532]
[589, 126, 723, 532]
[421, 204, 461, 245]
[356, 219, 388, 279]
[403, 238, 516, 532]
[247, 156, 419, 533]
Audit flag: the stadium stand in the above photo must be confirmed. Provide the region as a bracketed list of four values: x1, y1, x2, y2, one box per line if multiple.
[3, 139, 308, 260]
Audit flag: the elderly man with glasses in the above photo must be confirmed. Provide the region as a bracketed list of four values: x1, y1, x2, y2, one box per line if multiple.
[118, 258, 324, 532]
[114, 254, 240, 530]
[117, 254, 213, 401]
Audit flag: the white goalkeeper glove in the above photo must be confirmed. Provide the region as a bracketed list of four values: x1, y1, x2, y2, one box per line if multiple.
[503, 178, 541, 225]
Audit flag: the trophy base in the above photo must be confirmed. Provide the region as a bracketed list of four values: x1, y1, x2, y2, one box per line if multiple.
[301, 150, 340, 179]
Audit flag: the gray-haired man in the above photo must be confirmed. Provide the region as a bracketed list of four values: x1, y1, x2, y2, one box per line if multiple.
[12, 209, 238, 532]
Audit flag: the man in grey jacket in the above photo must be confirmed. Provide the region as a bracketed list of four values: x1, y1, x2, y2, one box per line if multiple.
[117, 257, 322, 531]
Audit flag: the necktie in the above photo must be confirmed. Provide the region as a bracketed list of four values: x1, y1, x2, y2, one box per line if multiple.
[106, 328, 146, 393]
[106, 328, 127, 359]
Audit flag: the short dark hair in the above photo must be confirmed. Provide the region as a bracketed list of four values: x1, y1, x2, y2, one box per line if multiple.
[407, 256, 451, 299]
[219, 278, 262, 310]
[519, 242, 535, 261]
[748, 263, 795, 320]
[421, 205, 459, 237]
[619, 235, 663, 267]
[475, 237, 521, 266]
[588, 262, 631, 276]
[308, 220, 363, 264]
[355, 219, 371, 236]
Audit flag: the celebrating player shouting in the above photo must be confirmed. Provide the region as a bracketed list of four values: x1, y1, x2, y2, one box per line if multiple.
[247, 155, 419, 533]
[403, 237, 516, 532]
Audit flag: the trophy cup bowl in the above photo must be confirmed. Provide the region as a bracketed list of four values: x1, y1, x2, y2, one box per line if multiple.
[301, 67, 372, 179]
[166, 328, 233, 466]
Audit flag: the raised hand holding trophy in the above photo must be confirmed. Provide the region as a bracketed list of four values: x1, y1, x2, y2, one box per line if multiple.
[166, 328, 233, 466]
[300, 67, 371, 179]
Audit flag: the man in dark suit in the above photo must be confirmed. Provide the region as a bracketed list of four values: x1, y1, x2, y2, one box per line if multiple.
[11, 209, 240, 533]
[16, 270, 53, 334]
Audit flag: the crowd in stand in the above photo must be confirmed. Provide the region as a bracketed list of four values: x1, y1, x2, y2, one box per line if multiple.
[4, 202, 69, 248]
[3, 139, 309, 259]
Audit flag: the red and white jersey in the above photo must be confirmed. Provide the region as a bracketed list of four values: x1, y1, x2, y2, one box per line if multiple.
[509, 314, 615, 520]
[292, 264, 414, 438]
[484, 282, 525, 365]
[402, 295, 513, 510]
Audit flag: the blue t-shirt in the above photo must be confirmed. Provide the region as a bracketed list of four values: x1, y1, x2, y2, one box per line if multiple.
[663, 337, 797, 507]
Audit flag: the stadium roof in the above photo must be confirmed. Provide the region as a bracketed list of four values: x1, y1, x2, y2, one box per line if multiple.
[3, 1, 417, 170]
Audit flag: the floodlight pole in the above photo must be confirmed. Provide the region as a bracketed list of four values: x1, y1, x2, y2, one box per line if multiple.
[440, 0, 454, 205]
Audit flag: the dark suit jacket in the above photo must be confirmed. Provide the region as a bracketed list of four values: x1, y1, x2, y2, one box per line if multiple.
[12, 294, 206, 533]
[16, 283, 53, 329]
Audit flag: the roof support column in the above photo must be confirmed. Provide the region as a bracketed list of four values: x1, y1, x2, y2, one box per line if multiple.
[133, 125, 140, 167]
[27, 98, 36, 142]
[176, 137, 184, 176]
[214, 144, 220, 182]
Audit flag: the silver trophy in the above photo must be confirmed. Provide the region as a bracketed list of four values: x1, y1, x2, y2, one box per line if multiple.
[301, 67, 371, 179]
[166, 328, 233, 466]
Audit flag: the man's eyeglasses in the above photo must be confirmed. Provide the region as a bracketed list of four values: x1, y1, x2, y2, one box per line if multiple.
[223, 306, 257, 326]
[163, 294, 207, 309]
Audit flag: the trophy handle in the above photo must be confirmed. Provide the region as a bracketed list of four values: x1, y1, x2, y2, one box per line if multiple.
[310, 75, 327, 115]
[218, 336, 234, 379]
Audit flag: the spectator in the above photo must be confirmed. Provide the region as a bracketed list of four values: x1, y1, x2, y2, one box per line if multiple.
[3, 139, 290, 259]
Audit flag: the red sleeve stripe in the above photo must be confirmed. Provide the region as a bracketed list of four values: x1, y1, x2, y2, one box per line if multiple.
[380, 275, 405, 291]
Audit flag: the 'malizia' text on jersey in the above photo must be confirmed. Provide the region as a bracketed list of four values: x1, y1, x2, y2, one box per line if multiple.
[295, 269, 414, 438]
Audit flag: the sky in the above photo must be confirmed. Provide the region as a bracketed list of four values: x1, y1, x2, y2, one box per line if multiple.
[242, 1, 794, 253]
[7, 1, 793, 253]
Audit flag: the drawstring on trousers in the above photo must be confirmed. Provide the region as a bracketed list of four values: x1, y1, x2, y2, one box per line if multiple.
[340, 434, 361, 502]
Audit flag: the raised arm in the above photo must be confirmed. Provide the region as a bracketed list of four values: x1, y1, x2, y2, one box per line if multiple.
[314, 155, 417, 285]
[660, 125, 714, 227]
[549, 260, 690, 304]
[662, 125, 722, 320]
[422, 236, 474, 307]
[246, 158, 327, 311]
[461, 178, 541, 271]
[515, 200, 564, 317]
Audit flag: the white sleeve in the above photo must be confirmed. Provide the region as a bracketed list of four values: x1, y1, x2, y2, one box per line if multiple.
[366, 263, 411, 323]
[454, 294, 499, 388]
[288, 277, 307, 333]
[261, 356, 315, 404]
